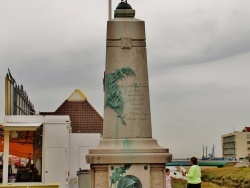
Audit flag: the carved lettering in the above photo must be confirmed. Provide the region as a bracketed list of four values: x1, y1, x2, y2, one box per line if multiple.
[120, 82, 149, 121]
[119, 82, 148, 87]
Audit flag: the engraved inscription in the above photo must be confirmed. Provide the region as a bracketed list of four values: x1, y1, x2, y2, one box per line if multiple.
[119, 82, 148, 121]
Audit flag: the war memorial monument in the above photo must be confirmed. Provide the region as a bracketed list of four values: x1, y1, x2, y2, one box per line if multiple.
[86, 1, 172, 187]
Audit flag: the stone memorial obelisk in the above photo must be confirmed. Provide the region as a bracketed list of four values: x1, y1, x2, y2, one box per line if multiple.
[86, 2, 172, 188]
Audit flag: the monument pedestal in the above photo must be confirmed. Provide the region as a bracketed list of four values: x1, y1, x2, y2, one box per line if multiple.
[86, 7, 172, 188]
[87, 138, 171, 187]
[89, 164, 167, 188]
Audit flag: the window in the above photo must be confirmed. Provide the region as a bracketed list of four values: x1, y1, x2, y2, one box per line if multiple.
[247, 141, 250, 144]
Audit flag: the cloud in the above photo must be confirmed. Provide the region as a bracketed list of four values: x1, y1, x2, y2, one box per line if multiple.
[146, 0, 250, 70]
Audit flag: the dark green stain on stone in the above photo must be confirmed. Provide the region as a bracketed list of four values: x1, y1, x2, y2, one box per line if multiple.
[123, 139, 132, 149]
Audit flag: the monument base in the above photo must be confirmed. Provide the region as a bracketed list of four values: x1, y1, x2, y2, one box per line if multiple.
[90, 164, 166, 188]
[86, 138, 171, 188]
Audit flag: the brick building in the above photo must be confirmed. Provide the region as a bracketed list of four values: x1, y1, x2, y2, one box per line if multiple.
[40, 89, 103, 134]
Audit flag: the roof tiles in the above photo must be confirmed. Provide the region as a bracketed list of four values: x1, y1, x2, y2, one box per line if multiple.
[40, 90, 103, 134]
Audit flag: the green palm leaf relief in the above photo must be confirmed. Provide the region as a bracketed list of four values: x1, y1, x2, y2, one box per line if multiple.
[110, 164, 132, 188]
[105, 67, 135, 125]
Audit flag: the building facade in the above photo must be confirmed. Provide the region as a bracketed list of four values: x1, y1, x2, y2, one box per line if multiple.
[221, 127, 250, 159]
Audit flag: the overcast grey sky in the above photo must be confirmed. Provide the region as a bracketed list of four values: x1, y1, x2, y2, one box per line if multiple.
[1, 0, 250, 158]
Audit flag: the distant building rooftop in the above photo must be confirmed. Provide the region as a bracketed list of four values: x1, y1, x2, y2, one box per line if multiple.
[40, 89, 103, 134]
[243, 127, 250, 132]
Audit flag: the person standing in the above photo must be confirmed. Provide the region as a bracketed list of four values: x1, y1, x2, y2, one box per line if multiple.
[166, 168, 172, 188]
[182, 157, 201, 188]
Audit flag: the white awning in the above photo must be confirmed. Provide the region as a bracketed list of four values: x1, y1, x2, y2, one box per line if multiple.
[1, 123, 42, 131]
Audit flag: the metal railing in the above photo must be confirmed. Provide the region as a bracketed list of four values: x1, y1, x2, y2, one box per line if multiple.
[5, 69, 36, 115]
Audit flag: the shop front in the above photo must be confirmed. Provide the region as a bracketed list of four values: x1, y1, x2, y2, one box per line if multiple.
[0, 115, 70, 188]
